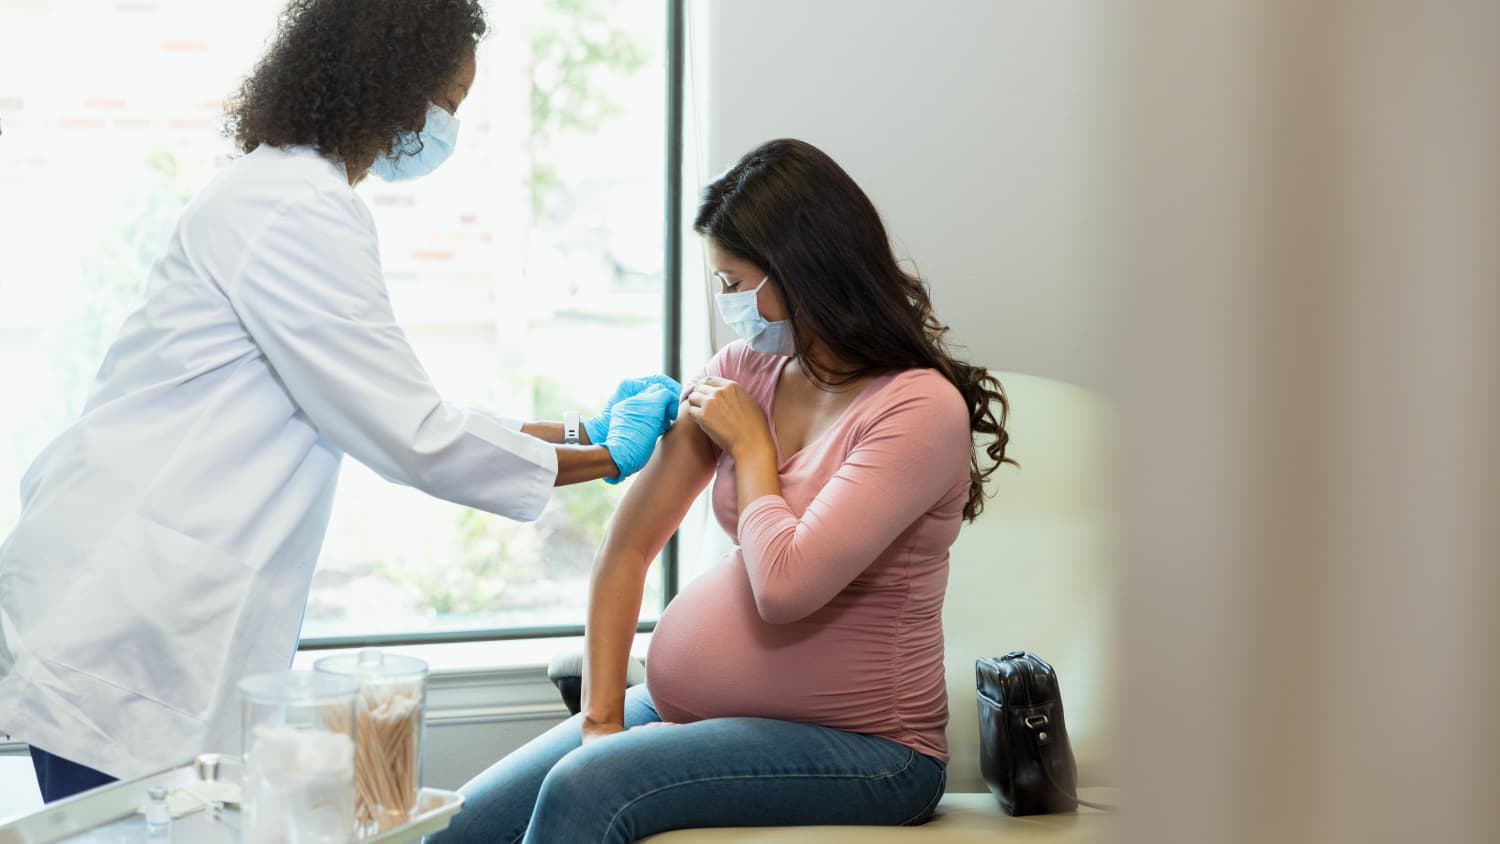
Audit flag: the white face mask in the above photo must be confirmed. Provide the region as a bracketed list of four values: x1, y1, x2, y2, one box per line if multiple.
[714, 276, 796, 356]
[369, 102, 459, 182]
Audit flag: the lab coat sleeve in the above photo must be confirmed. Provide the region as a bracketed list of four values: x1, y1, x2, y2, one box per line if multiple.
[225, 186, 557, 522]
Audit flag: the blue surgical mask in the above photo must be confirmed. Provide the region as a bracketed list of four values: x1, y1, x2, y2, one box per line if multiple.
[714, 275, 796, 356]
[369, 102, 459, 182]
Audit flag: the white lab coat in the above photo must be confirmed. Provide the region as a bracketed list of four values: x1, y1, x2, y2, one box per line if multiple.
[0, 145, 558, 778]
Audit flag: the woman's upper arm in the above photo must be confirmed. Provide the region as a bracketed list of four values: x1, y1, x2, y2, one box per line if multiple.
[596, 345, 742, 563]
[597, 408, 718, 567]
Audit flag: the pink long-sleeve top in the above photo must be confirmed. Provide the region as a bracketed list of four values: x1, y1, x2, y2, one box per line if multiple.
[645, 341, 973, 762]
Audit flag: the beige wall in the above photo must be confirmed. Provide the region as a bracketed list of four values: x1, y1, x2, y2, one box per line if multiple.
[1109, 2, 1500, 842]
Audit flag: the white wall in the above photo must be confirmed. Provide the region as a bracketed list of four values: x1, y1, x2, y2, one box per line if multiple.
[693, 0, 1110, 391]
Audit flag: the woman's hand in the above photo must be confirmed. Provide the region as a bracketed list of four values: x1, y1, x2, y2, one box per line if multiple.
[581, 716, 626, 745]
[581, 718, 678, 746]
[685, 376, 774, 461]
[687, 378, 780, 515]
[630, 721, 679, 731]
[684, 379, 768, 461]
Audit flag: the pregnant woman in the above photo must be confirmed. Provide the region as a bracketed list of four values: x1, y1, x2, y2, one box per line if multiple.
[431, 138, 1013, 843]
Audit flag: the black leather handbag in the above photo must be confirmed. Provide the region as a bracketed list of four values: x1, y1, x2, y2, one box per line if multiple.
[976, 651, 1100, 815]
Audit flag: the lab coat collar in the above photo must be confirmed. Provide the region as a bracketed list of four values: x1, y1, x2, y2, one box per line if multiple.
[251, 144, 349, 185]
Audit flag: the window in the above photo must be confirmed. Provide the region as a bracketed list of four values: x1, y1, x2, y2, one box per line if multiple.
[0, 0, 679, 645]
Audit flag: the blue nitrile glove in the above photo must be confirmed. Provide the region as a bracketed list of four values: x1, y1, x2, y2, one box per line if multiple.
[584, 374, 682, 445]
[601, 383, 679, 484]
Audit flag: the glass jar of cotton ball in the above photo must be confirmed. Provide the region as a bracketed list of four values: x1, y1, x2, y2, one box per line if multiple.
[314, 649, 429, 837]
[238, 670, 361, 844]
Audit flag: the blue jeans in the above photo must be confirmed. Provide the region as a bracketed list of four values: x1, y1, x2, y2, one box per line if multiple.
[29, 746, 117, 803]
[429, 685, 946, 844]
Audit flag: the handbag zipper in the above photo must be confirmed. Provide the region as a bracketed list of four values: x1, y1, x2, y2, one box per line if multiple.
[1014, 653, 1052, 742]
[1010, 652, 1035, 707]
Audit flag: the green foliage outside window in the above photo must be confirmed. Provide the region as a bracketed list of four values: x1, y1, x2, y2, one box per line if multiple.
[526, 0, 650, 219]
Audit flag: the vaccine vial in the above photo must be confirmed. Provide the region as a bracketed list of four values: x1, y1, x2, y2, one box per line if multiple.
[145, 785, 171, 842]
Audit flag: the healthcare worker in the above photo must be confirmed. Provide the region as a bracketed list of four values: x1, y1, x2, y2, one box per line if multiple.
[0, 0, 679, 802]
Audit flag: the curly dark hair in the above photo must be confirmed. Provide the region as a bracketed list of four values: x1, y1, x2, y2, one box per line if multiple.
[224, 0, 486, 164]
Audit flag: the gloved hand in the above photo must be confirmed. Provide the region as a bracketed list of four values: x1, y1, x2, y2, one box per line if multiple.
[601, 383, 679, 484]
[584, 374, 682, 445]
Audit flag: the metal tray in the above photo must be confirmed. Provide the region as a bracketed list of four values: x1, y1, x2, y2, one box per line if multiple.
[0, 754, 463, 844]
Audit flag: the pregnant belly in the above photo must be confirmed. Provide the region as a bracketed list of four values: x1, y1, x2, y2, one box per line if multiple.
[645, 553, 904, 731]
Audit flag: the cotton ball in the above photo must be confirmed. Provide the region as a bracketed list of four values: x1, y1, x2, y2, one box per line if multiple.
[297, 729, 355, 777]
[251, 725, 306, 773]
[252, 725, 353, 778]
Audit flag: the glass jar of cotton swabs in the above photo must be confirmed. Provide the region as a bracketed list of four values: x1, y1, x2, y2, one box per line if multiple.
[314, 649, 429, 837]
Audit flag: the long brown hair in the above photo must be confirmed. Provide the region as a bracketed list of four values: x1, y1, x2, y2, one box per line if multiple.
[694, 139, 1013, 520]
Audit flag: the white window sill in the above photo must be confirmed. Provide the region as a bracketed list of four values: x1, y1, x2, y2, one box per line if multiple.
[292, 632, 653, 675]
[294, 633, 655, 730]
